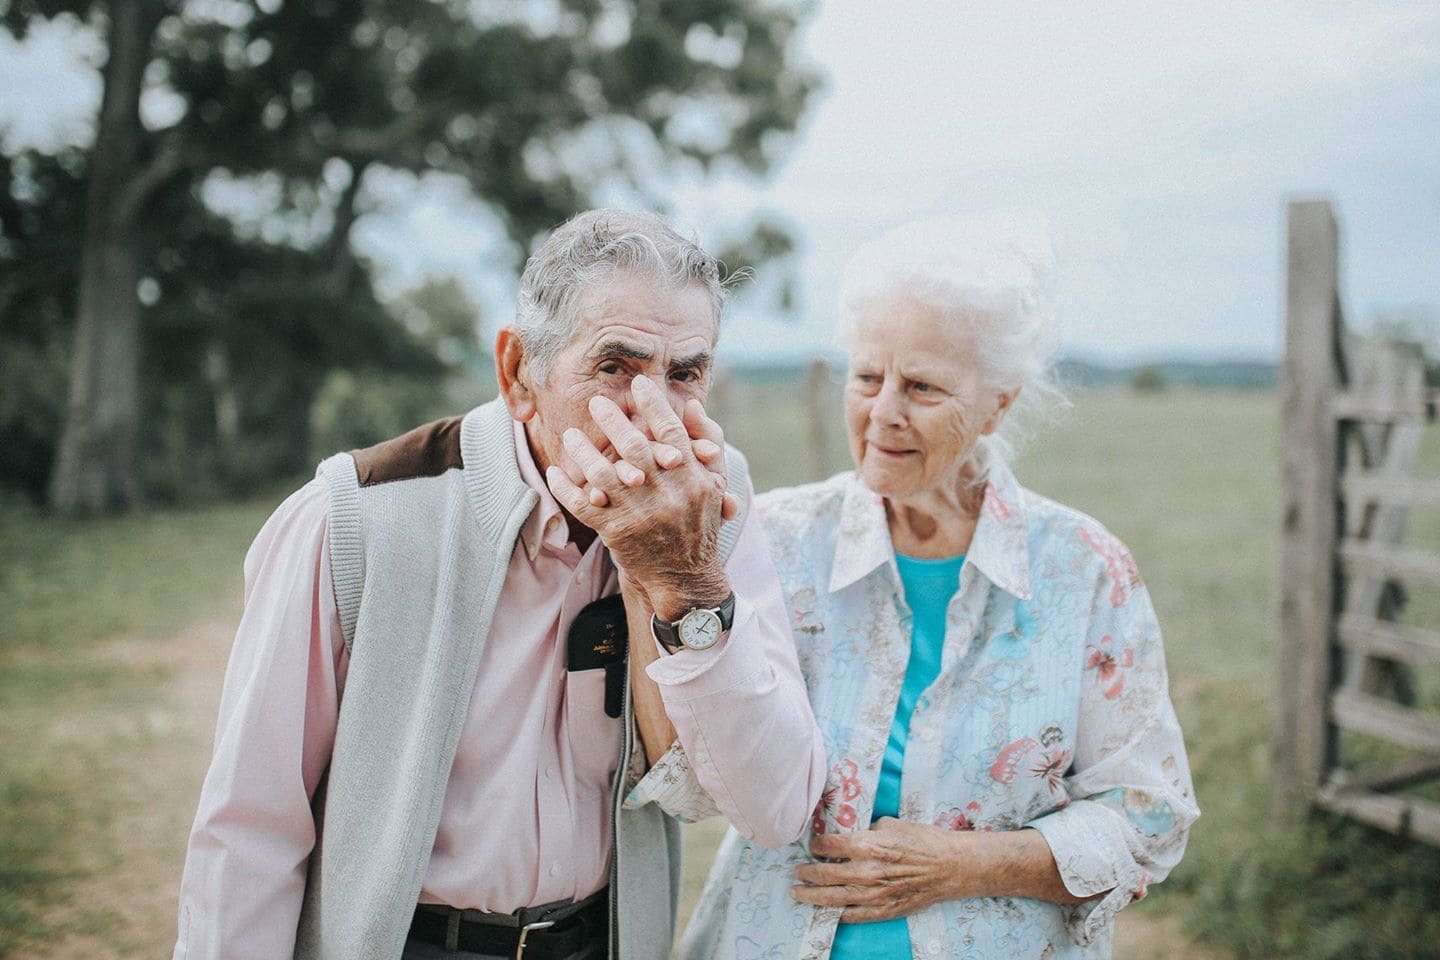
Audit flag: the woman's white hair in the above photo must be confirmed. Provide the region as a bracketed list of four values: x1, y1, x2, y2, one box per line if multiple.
[837, 209, 1068, 483]
[515, 209, 726, 383]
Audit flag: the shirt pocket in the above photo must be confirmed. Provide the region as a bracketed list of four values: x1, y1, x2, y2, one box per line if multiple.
[564, 669, 622, 790]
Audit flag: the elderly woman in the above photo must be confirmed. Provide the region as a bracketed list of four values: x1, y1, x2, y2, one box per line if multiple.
[637, 213, 1198, 960]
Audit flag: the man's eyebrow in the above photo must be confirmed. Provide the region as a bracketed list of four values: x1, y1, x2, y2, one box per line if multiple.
[590, 339, 653, 362]
[670, 351, 713, 373]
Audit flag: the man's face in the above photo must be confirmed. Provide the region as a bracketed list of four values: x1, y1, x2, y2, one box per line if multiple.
[518, 269, 716, 477]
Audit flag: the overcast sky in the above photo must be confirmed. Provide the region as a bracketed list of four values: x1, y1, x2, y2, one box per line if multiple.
[4, 1, 1438, 364]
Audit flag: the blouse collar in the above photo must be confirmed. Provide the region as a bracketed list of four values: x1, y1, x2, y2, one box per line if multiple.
[827, 458, 1032, 601]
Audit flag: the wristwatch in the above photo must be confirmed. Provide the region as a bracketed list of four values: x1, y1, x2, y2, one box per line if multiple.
[651, 593, 736, 652]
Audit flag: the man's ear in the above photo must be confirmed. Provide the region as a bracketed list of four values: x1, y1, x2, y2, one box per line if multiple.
[495, 327, 537, 422]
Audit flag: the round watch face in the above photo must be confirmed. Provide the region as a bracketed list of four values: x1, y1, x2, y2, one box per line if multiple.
[678, 608, 723, 650]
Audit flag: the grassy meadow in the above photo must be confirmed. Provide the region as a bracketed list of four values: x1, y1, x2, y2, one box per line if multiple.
[2, 386, 1439, 958]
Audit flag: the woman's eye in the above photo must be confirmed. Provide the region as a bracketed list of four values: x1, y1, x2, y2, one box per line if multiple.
[911, 381, 933, 393]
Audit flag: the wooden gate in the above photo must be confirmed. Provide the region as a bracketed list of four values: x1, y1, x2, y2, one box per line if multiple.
[1274, 199, 1440, 842]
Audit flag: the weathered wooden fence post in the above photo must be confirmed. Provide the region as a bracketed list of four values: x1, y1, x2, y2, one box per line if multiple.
[1275, 199, 1343, 814]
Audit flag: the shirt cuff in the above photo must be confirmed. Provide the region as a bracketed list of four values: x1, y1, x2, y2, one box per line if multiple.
[622, 739, 721, 822]
[1029, 800, 1150, 946]
[643, 595, 767, 700]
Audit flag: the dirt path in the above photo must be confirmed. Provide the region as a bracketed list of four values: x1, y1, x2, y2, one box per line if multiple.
[24, 619, 1227, 959]
[25, 620, 233, 959]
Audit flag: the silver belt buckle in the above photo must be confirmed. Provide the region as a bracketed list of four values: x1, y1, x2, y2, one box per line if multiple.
[515, 919, 555, 960]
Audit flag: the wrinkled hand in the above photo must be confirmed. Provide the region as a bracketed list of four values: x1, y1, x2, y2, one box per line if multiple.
[561, 386, 737, 521]
[545, 375, 733, 615]
[791, 818, 965, 923]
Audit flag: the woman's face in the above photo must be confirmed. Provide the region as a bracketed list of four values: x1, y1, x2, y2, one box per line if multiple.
[844, 292, 1014, 503]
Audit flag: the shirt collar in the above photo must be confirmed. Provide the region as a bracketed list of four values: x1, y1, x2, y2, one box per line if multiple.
[513, 419, 571, 561]
[827, 459, 1032, 600]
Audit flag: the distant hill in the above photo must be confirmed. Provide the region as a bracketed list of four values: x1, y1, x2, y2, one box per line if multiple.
[1056, 357, 1278, 390]
[719, 354, 1278, 390]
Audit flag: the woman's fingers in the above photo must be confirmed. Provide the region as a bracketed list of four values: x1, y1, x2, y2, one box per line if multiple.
[794, 860, 873, 887]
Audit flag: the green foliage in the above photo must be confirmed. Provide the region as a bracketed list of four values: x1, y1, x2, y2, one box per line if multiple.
[0, 150, 85, 501]
[0, 0, 822, 503]
[308, 369, 454, 461]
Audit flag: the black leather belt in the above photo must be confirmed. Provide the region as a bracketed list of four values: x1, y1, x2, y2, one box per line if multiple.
[408, 889, 608, 959]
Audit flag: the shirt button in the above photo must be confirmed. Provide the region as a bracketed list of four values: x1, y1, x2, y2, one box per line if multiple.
[549, 864, 560, 878]
[575, 571, 585, 584]
[544, 766, 555, 780]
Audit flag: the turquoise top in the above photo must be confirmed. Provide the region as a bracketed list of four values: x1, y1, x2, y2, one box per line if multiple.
[830, 551, 965, 960]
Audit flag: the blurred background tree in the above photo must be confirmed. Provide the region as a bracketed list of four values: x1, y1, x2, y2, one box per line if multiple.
[0, 0, 820, 511]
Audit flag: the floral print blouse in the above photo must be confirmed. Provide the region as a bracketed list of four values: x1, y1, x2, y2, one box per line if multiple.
[630, 459, 1198, 959]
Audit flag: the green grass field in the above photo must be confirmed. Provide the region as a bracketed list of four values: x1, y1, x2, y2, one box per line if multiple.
[3, 388, 1439, 958]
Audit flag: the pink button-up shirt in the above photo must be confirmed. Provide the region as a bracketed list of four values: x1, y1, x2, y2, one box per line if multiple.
[173, 422, 825, 958]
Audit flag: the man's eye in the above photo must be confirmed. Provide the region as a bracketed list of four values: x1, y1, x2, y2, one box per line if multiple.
[599, 362, 625, 375]
[911, 381, 934, 393]
[671, 369, 699, 383]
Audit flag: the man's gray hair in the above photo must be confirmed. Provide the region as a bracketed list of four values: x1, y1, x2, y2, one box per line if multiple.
[515, 209, 727, 382]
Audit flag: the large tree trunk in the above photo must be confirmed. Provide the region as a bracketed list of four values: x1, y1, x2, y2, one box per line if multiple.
[49, 1, 158, 512]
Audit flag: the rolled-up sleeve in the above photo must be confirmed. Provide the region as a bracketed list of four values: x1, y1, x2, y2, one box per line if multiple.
[631, 506, 827, 847]
[172, 479, 347, 959]
[1028, 555, 1199, 945]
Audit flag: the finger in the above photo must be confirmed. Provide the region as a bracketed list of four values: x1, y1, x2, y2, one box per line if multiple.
[720, 493, 739, 521]
[810, 832, 861, 860]
[557, 448, 608, 506]
[653, 443, 683, 470]
[692, 438, 723, 463]
[614, 460, 646, 487]
[631, 375, 691, 450]
[795, 861, 875, 887]
[588, 395, 657, 476]
[563, 428, 622, 496]
[789, 883, 874, 908]
[556, 447, 589, 489]
[545, 465, 595, 521]
[683, 398, 725, 445]
[840, 905, 901, 924]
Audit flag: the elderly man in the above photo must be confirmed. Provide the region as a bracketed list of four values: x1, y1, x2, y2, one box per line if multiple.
[172, 210, 827, 960]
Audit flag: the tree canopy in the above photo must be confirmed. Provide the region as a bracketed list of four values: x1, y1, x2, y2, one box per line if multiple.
[0, 0, 819, 508]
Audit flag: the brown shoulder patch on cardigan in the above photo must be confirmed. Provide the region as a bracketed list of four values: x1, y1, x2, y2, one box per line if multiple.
[351, 414, 466, 487]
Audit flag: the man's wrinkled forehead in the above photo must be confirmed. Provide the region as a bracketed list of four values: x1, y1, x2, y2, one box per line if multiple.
[567, 270, 719, 344]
